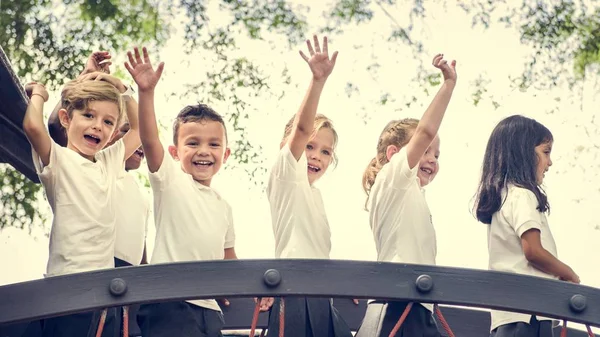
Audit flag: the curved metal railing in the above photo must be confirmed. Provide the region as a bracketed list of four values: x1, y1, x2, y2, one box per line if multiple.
[1, 259, 598, 329]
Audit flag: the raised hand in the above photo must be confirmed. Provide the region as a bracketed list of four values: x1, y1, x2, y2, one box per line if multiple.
[82, 51, 112, 75]
[25, 82, 49, 102]
[432, 54, 457, 84]
[124, 47, 165, 92]
[79, 72, 127, 93]
[300, 35, 339, 82]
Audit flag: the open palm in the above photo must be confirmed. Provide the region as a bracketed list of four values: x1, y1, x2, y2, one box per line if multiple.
[125, 47, 164, 92]
[300, 35, 338, 81]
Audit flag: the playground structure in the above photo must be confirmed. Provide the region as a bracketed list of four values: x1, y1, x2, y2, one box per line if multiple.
[0, 46, 598, 336]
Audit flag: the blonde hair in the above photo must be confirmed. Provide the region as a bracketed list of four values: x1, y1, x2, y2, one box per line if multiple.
[281, 113, 339, 165]
[61, 79, 125, 124]
[362, 118, 419, 202]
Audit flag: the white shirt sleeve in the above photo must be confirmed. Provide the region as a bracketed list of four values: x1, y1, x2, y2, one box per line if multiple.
[96, 139, 125, 174]
[504, 187, 544, 237]
[224, 202, 235, 249]
[270, 144, 306, 183]
[379, 147, 418, 189]
[32, 140, 60, 188]
[149, 150, 177, 191]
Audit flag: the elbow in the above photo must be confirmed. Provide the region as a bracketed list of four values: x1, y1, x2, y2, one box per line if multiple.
[523, 244, 542, 264]
[414, 125, 436, 143]
[23, 117, 41, 137]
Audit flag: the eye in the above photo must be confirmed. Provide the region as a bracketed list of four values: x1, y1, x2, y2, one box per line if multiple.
[306, 144, 313, 150]
[322, 150, 331, 156]
[104, 120, 114, 126]
[187, 141, 198, 146]
[210, 142, 221, 147]
[83, 113, 93, 118]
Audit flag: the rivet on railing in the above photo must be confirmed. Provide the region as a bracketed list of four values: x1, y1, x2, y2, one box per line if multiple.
[416, 274, 434, 293]
[263, 269, 282, 288]
[109, 278, 128, 297]
[569, 294, 587, 313]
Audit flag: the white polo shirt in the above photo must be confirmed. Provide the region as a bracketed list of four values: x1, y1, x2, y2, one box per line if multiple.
[114, 171, 150, 266]
[488, 185, 558, 331]
[267, 144, 331, 259]
[368, 147, 436, 311]
[33, 139, 125, 277]
[150, 151, 235, 311]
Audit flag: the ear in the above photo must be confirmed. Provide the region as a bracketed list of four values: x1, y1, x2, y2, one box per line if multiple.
[222, 147, 231, 163]
[168, 145, 179, 160]
[385, 144, 399, 162]
[58, 109, 71, 129]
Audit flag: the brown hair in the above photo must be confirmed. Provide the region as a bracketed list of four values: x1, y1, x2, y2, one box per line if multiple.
[362, 118, 419, 202]
[281, 113, 339, 165]
[61, 79, 125, 124]
[172, 104, 228, 145]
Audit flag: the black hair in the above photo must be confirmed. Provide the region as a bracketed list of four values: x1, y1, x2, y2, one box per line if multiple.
[474, 115, 553, 224]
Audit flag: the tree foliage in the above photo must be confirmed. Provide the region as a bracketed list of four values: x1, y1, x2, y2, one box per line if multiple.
[1, 0, 599, 232]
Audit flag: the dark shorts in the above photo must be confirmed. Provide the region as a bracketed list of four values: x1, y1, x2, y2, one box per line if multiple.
[137, 301, 225, 337]
[491, 316, 554, 337]
[267, 297, 353, 337]
[41, 308, 118, 337]
[355, 301, 441, 337]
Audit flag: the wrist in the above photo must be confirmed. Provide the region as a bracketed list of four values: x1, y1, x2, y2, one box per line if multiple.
[30, 93, 46, 102]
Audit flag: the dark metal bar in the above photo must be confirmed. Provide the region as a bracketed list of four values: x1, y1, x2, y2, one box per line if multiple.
[1, 260, 598, 328]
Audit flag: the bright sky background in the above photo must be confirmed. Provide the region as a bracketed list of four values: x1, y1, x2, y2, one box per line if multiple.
[1, 0, 599, 331]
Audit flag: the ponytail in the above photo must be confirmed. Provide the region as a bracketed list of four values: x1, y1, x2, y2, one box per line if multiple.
[362, 156, 382, 210]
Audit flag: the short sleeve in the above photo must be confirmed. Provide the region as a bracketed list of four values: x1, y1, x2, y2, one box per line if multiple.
[96, 139, 125, 174]
[504, 187, 544, 237]
[32, 140, 60, 187]
[379, 147, 418, 189]
[149, 150, 178, 191]
[270, 144, 306, 183]
[224, 202, 235, 249]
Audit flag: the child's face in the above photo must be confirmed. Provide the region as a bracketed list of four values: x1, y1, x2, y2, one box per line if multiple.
[306, 127, 335, 185]
[61, 100, 119, 161]
[417, 135, 440, 187]
[169, 120, 230, 186]
[107, 123, 144, 171]
[534, 140, 553, 185]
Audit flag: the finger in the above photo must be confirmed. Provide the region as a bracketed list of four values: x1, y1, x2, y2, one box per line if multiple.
[432, 53, 443, 66]
[322, 36, 328, 55]
[156, 62, 165, 79]
[313, 34, 321, 53]
[451, 60, 457, 69]
[134, 47, 143, 65]
[124, 62, 133, 75]
[142, 46, 151, 65]
[438, 60, 448, 67]
[330, 51, 339, 65]
[353, 299, 359, 305]
[306, 39, 315, 56]
[223, 299, 230, 306]
[127, 51, 137, 68]
[299, 50, 309, 63]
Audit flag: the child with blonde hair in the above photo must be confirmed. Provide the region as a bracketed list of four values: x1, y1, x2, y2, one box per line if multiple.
[263, 35, 352, 337]
[356, 54, 457, 337]
[23, 62, 140, 336]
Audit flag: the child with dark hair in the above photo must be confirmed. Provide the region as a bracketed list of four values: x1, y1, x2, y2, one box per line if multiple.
[126, 47, 236, 337]
[474, 115, 579, 337]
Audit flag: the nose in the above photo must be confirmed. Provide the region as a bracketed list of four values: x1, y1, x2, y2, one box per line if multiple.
[197, 144, 210, 155]
[308, 149, 320, 161]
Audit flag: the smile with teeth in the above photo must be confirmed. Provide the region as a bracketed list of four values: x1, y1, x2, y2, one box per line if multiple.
[420, 167, 433, 174]
[84, 134, 101, 144]
[308, 164, 320, 173]
[193, 160, 213, 167]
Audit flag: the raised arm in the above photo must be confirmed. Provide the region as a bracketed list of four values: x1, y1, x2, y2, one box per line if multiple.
[23, 83, 52, 167]
[406, 54, 457, 169]
[125, 47, 165, 173]
[287, 35, 338, 160]
[521, 229, 580, 283]
[47, 51, 113, 147]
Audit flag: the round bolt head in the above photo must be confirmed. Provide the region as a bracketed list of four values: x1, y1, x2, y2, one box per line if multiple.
[416, 274, 434, 293]
[263, 269, 282, 288]
[569, 294, 587, 313]
[109, 278, 127, 297]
